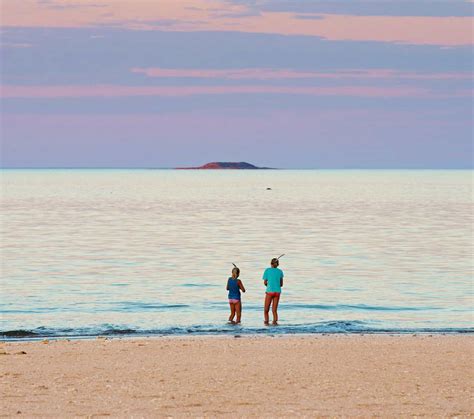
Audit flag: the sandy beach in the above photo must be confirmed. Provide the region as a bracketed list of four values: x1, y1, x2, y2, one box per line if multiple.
[1, 335, 472, 417]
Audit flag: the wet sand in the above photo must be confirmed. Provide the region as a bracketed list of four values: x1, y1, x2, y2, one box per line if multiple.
[1, 335, 473, 417]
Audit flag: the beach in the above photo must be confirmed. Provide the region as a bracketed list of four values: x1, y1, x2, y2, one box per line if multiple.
[1, 335, 472, 417]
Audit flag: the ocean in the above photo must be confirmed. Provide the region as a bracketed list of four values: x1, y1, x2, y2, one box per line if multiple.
[1, 169, 472, 339]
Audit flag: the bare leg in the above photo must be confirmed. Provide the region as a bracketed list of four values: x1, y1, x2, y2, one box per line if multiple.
[228, 303, 236, 323]
[236, 301, 242, 323]
[272, 294, 281, 325]
[264, 293, 272, 325]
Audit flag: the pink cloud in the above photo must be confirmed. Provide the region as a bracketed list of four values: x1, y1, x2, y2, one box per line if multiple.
[131, 68, 473, 81]
[1, 0, 472, 46]
[1, 84, 461, 98]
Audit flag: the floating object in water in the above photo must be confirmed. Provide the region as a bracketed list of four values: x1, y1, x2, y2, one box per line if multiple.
[266, 187, 272, 190]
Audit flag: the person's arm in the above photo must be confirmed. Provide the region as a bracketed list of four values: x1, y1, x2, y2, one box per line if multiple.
[226, 279, 229, 291]
[263, 269, 268, 287]
[280, 272, 284, 287]
[238, 280, 246, 293]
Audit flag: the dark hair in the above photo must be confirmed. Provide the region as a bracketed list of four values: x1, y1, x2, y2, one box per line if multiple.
[271, 258, 279, 266]
[232, 267, 240, 277]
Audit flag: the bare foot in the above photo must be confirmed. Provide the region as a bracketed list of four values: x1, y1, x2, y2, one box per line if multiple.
[228, 320, 236, 324]
[272, 321, 278, 326]
[264, 321, 269, 326]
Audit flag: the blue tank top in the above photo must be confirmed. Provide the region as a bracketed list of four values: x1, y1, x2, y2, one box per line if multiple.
[227, 277, 241, 300]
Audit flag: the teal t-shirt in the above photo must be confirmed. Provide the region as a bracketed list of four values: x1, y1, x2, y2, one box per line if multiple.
[263, 267, 284, 293]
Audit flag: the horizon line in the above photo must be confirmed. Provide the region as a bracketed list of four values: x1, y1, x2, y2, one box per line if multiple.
[1, 167, 472, 171]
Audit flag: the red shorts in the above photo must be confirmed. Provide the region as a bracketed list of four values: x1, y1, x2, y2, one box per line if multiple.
[266, 292, 281, 298]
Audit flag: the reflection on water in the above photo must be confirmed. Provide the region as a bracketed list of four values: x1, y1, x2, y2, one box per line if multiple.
[1, 170, 472, 337]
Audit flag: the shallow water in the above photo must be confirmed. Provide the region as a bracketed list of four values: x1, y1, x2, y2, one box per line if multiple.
[1, 170, 472, 338]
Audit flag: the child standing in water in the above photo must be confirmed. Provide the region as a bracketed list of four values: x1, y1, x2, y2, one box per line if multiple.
[263, 257, 284, 325]
[226, 266, 246, 324]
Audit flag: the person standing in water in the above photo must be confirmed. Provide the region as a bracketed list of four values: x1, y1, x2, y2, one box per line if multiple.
[263, 257, 284, 325]
[226, 266, 246, 324]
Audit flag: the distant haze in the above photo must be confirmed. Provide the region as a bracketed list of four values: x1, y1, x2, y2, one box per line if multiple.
[1, 1, 472, 169]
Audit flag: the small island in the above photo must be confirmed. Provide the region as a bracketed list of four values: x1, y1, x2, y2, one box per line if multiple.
[176, 162, 273, 170]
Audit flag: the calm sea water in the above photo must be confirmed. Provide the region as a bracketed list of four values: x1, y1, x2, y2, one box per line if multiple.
[1, 170, 472, 338]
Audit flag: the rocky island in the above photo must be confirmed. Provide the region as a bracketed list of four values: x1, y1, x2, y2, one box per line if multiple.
[177, 162, 272, 169]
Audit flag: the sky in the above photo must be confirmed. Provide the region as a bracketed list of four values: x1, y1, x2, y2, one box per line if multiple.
[0, 0, 473, 168]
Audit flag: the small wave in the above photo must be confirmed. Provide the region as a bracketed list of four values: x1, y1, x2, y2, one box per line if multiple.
[1, 330, 39, 337]
[105, 302, 190, 312]
[102, 328, 137, 335]
[282, 303, 438, 312]
[202, 302, 440, 312]
[1, 307, 66, 314]
[2, 322, 473, 340]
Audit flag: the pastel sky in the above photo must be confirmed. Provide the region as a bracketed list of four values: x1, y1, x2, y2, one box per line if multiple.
[1, 0, 473, 168]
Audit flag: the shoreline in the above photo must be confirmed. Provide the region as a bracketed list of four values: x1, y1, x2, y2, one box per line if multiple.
[2, 330, 474, 343]
[2, 335, 472, 417]
[2, 327, 473, 342]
